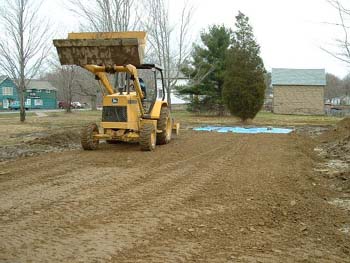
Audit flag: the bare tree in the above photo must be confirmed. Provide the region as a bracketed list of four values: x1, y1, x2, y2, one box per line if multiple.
[46, 62, 79, 113]
[65, 0, 139, 109]
[75, 69, 101, 111]
[0, 0, 51, 122]
[323, 0, 350, 63]
[46, 58, 103, 112]
[325, 73, 344, 99]
[324, 0, 350, 96]
[67, 0, 139, 32]
[142, 0, 194, 106]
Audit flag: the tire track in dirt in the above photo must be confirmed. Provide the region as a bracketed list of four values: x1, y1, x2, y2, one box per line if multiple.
[118, 135, 350, 263]
[0, 133, 248, 262]
[1, 132, 349, 262]
[41, 138, 247, 262]
[0, 132, 235, 218]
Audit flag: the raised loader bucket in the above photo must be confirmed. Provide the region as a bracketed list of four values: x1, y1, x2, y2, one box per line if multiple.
[53, 31, 146, 66]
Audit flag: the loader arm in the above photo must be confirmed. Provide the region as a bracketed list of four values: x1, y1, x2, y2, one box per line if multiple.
[84, 64, 145, 116]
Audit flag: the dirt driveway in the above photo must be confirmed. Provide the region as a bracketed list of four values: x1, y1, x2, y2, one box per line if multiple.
[0, 130, 349, 262]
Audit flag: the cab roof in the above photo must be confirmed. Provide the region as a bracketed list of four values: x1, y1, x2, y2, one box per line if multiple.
[137, 64, 163, 71]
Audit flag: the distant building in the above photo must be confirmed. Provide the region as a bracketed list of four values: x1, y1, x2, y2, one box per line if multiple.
[0, 76, 57, 110]
[25, 80, 57, 110]
[272, 68, 326, 115]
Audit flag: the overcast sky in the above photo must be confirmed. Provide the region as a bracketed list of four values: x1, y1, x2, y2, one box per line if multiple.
[46, 0, 348, 78]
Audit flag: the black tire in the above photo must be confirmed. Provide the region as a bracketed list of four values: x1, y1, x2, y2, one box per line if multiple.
[157, 106, 172, 145]
[81, 123, 99, 150]
[140, 123, 156, 151]
[106, 140, 118, 144]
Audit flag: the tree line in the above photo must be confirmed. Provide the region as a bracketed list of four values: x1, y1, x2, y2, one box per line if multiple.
[1, 0, 349, 122]
[326, 73, 350, 101]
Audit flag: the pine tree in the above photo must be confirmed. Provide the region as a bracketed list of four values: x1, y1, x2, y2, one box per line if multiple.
[223, 12, 266, 121]
[177, 25, 231, 114]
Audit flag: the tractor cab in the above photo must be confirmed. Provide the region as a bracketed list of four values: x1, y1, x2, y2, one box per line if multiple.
[136, 64, 165, 114]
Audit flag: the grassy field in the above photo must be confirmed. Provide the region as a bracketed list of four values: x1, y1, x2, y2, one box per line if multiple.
[173, 110, 342, 127]
[0, 110, 342, 129]
[0, 110, 343, 147]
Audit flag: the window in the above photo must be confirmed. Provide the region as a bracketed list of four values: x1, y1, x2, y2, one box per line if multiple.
[2, 87, 13, 96]
[45, 90, 51, 94]
[34, 99, 43, 106]
[37, 89, 42, 93]
[26, 99, 31, 106]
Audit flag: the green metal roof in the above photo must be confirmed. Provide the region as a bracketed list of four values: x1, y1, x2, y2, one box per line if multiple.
[271, 68, 326, 86]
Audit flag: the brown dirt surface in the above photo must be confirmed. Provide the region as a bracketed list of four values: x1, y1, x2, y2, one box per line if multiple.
[316, 117, 350, 166]
[314, 117, 350, 203]
[0, 129, 350, 262]
[318, 117, 350, 143]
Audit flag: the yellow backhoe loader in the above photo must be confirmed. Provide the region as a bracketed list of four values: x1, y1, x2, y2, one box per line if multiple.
[53, 32, 179, 151]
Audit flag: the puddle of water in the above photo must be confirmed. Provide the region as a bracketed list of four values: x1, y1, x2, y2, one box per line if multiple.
[193, 126, 293, 134]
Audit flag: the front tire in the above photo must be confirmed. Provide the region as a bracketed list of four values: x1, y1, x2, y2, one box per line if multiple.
[157, 106, 172, 145]
[140, 123, 156, 151]
[81, 123, 99, 150]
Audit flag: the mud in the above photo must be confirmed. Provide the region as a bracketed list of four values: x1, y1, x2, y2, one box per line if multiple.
[0, 130, 81, 162]
[0, 126, 350, 262]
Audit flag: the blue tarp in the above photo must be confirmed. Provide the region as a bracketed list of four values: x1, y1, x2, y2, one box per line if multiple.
[193, 126, 293, 134]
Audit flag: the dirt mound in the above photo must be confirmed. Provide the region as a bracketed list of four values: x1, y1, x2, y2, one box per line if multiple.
[28, 130, 80, 147]
[315, 118, 350, 196]
[338, 117, 350, 129]
[319, 117, 350, 143]
[0, 131, 81, 162]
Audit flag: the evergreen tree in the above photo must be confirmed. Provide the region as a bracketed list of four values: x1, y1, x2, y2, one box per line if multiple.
[223, 12, 266, 121]
[177, 25, 231, 114]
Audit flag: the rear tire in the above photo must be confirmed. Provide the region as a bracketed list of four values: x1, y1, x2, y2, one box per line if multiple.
[157, 106, 172, 145]
[140, 123, 156, 151]
[81, 123, 99, 150]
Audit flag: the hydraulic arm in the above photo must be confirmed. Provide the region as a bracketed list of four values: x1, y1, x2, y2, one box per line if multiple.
[84, 64, 145, 116]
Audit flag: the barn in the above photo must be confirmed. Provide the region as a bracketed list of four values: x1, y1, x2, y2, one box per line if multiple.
[272, 68, 326, 115]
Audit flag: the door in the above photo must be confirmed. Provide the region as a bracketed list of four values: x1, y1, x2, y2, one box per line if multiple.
[26, 99, 31, 108]
[3, 99, 9, 109]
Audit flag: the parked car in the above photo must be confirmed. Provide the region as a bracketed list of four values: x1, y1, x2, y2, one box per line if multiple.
[9, 101, 29, 110]
[72, 102, 83, 109]
[58, 101, 69, 109]
[58, 101, 84, 109]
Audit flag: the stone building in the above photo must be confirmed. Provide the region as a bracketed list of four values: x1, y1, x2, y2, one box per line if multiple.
[272, 68, 326, 115]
